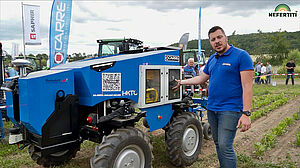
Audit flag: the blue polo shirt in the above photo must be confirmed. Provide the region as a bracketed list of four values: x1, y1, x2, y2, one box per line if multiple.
[203, 45, 253, 112]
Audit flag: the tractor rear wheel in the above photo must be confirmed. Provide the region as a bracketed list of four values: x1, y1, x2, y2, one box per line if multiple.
[90, 127, 153, 168]
[203, 122, 212, 140]
[28, 144, 79, 167]
[165, 112, 203, 167]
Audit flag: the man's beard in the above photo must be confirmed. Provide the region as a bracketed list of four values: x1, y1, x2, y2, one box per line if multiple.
[215, 44, 228, 55]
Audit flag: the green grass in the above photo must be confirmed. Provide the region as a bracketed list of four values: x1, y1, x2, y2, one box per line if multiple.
[237, 153, 298, 168]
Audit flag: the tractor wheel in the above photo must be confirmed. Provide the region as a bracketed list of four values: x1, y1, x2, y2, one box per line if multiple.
[203, 122, 212, 140]
[28, 144, 79, 167]
[90, 127, 153, 168]
[165, 112, 202, 167]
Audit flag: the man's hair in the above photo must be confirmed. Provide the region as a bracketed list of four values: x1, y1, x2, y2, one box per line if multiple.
[188, 58, 194, 62]
[208, 26, 226, 38]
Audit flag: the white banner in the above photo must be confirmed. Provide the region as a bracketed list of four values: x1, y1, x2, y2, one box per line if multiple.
[11, 43, 19, 60]
[23, 4, 41, 45]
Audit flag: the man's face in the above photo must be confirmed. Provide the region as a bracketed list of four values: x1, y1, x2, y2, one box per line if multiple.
[188, 60, 194, 67]
[209, 29, 228, 55]
[290, 60, 294, 63]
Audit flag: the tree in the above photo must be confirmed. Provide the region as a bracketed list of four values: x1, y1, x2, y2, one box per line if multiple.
[269, 30, 290, 65]
[228, 30, 241, 48]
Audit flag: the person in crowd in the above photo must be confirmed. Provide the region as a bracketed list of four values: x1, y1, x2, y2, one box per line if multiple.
[260, 63, 266, 84]
[286, 59, 296, 85]
[173, 26, 253, 168]
[8, 66, 19, 77]
[266, 62, 272, 84]
[184, 58, 196, 79]
[254, 61, 261, 84]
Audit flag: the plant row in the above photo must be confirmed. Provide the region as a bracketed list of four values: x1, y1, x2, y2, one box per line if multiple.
[252, 93, 285, 110]
[253, 112, 300, 157]
[251, 96, 288, 121]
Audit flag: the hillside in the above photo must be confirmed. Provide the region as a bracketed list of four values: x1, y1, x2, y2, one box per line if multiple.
[172, 31, 300, 56]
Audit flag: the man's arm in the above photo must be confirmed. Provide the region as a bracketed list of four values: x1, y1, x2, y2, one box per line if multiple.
[236, 70, 253, 132]
[173, 73, 209, 91]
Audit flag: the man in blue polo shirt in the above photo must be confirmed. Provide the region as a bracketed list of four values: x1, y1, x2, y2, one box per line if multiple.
[173, 26, 253, 168]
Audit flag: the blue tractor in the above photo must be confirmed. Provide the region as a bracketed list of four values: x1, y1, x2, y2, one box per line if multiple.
[2, 39, 204, 167]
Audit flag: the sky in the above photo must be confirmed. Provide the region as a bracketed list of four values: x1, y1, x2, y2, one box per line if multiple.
[0, 0, 300, 56]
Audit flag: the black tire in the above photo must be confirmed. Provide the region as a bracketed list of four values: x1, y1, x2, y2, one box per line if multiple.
[143, 118, 149, 128]
[165, 112, 203, 167]
[90, 127, 153, 168]
[203, 122, 212, 140]
[28, 144, 79, 167]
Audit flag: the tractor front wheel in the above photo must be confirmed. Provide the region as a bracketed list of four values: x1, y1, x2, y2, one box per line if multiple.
[165, 112, 203, 167]
[90, 127, 153, 168]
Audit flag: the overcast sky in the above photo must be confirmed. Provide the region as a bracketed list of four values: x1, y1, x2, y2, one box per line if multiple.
[0, 0, 300, 56]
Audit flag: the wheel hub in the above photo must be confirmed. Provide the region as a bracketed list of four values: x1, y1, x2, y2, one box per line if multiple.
[182, 125, 199, 156]
[114, 145, 145, 168]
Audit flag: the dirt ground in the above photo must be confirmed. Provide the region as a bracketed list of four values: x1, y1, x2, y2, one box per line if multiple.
[148, 94, 300, 168]
[234, 95, 300, 156]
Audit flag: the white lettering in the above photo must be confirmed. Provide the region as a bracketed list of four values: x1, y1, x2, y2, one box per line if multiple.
[122, 90, 138, 96]
[54, 2, 66, 51]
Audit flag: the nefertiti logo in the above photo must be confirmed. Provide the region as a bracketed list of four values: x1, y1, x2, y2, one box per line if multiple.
[269, 4, 297, 17]
[275, 4, 291, 12]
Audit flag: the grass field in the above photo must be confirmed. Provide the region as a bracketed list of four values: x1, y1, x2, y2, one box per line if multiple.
[1, 84, 300, 168]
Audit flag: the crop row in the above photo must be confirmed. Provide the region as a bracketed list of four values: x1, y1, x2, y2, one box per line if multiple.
[252, 93, 285, 110]
[251, 97, 288, 121]
[253, 112, 300, 157]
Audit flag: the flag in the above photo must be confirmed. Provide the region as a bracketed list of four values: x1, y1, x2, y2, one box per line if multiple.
[49, 0, 72, 68]
[11, 43, 19, 60]
[178, 33, 189, 50]
[23, 4, 41, 45]
[198, 7, 204, 64]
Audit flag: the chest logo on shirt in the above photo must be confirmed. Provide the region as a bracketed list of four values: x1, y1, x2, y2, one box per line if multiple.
[222, 63, 231, 66]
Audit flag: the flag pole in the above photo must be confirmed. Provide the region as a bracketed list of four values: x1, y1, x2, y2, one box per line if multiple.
[21, 2, 26, 59]
[198, 7, 202, 64]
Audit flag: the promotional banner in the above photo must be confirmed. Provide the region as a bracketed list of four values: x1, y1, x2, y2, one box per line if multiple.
[11, 43, 19, 60]
[23, 4, 41, 45]
[49, 0, 72, 68]
[178, 33, 189, 50]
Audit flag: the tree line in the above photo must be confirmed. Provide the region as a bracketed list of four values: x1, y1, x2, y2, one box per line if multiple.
[172, 30, 300, 66]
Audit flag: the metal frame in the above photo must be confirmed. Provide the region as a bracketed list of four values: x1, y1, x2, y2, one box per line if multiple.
[138, 65, 182, 108]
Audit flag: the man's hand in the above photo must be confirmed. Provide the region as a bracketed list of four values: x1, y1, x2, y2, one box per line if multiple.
[236, 114, 251, 132]
[172, 79, 181, 92]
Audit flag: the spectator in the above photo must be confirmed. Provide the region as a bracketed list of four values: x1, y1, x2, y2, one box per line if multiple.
[184, 58, 196, 79]
[254, 61, 261, 84]
[266, 62, 272, 84]
[8, 66, 19, 77]
[260, 63, 266, 84]
[285, 59, 296, 85]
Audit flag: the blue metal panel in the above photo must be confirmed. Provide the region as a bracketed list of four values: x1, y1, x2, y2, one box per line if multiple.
[6, 91, 14, 121]
[6, 49, 181, 135]
[18, 70, 74, 135]
[143, 104, 173, 132]
[70, 50, 180, 106]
